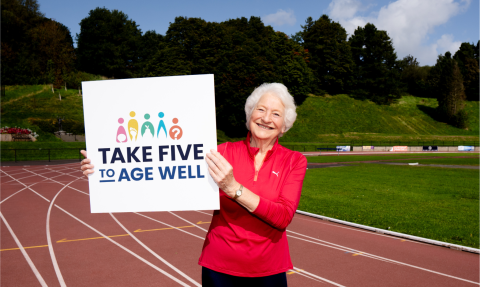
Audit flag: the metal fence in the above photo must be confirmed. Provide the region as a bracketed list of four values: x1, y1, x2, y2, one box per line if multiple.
[2, 140, 478, 162]
[1, 148, 85, 162]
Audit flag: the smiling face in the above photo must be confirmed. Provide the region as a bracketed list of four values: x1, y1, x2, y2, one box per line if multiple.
[248, 92, 286, 142]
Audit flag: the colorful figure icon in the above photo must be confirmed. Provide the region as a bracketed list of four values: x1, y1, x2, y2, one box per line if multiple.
[128, 111, 139, 141]
[116, 118, 128, 143]
[169, 118, 183, 140]
[141, 113, 155, 139]
[157, 112, 167, 138]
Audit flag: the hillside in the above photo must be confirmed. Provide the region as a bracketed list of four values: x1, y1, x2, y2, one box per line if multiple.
[281, 94, 479, 143]
[1, 86, 479, 144]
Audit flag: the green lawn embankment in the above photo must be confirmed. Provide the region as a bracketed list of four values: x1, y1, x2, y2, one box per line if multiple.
[281, 94, 479, 143]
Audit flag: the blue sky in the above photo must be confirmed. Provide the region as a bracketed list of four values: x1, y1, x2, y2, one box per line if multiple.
[40, 0, 478, 66]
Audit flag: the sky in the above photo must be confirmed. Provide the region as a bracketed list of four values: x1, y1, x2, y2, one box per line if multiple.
[39, 0, 479, 66]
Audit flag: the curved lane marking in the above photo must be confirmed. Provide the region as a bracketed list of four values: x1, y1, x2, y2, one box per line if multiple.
[134, 213, 205, 240]
[7, 167, 192, 287]
[110, 213, 201, 287]
[46, 176, 83, 287]
[0, 211, 48, 287]
[287, 231, 480, 285]
[24, 169, 89, 195]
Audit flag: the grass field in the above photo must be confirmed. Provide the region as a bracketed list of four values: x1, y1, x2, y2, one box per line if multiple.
[299, 163, 479, 248]
[392, 157, 479, 166]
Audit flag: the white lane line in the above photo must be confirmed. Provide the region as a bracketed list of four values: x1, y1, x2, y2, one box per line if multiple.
[0, 211, 48, 287]
[0, 170, 50, 202]
[149, 211, 348, 286]
[1, 170, 84, 205]
[134, 213, 205, 240]
[287, 231, 480, 285]
[46, 176, 83, 287]
[194, 210, 213, 216]
[24, 169, 89, 196]
[169, 212, 208, 232]
[288, 269, 327, 284]
[110, 213, 201, 287]
[1, 185, 35, 204]
[54, 206, 191, 287]
[293, 267, 347, 287]
[293, 216, 430, 246]
[6, 168, 191, 287]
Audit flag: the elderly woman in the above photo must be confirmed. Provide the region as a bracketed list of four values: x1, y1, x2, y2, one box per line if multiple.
[80, 83, 307, 287]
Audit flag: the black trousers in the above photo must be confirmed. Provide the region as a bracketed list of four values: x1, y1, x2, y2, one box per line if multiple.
[202, 267, 288, 287]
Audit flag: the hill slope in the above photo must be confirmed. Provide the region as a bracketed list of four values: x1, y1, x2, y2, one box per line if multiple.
[281, 95, 479, 143]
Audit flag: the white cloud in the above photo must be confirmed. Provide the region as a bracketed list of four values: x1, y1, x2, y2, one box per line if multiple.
[327, 0, 470, 65]
[262, 9, 296, 26]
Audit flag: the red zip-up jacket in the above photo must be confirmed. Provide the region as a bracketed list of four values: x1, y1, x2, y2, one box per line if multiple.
[198, 133, 308, 277]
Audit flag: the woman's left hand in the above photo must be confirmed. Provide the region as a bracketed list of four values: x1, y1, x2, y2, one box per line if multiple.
[206, 149, 240, 197]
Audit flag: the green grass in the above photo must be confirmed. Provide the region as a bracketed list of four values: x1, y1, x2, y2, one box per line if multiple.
[281, 94, 479, 143]
[299, 164, 479, 248]
[305, 153, 479, 163]
[1, 85, 48, 102]
[1, 87, 85, 142]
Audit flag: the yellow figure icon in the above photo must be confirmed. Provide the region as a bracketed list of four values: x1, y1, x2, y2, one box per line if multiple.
[128, 111, 139, 141]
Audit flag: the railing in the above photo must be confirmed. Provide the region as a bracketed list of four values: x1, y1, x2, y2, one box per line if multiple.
[2, 140, 479, 162]
[281, 140, 478, 152]
[1, 148, 85, 162]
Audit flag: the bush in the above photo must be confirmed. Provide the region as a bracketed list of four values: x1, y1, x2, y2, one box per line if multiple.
[452, 110, 469, 129]
[28, 118, 85, 134]
[63, 71, 103, 89]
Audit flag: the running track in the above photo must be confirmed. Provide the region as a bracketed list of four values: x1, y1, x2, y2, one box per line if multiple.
[1, 162, 478, 286]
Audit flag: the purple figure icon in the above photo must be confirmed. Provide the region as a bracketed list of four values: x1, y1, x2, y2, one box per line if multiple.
[116, 118, 128, 143]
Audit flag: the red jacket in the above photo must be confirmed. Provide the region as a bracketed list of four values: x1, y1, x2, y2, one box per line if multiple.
[198, 133, 307, 277]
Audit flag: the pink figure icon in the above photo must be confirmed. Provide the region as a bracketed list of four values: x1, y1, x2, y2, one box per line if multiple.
[116, 118, 128, 143]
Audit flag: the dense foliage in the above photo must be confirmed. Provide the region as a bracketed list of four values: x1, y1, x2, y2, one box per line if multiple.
[1, 1, 478, 137]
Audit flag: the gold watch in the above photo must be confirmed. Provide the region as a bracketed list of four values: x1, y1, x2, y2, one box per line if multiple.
[233, 184, 243, 200]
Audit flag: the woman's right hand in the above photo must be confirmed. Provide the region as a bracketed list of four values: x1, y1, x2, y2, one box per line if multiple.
[80, 150, 94, 178]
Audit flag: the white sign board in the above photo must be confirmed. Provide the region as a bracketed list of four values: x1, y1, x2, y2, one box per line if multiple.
[82, 75, 219, 213]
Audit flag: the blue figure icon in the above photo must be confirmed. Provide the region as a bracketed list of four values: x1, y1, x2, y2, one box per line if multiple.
[157, 112, 167, 138]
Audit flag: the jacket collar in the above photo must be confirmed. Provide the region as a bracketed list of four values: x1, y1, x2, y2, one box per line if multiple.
[244, 132, 279, 161]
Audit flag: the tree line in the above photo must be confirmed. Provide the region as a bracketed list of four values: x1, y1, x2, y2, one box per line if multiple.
[2, 1, 478, 136]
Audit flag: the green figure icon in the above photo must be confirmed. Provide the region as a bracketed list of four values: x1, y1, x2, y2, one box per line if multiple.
[157, 112, 167, 138]
[128, 111, 138, 141]
[141, 113, 155, 138]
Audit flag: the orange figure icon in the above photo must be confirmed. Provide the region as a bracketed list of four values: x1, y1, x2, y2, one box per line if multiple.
[128, 111, 139, 141]
[169, 118, 183, 140]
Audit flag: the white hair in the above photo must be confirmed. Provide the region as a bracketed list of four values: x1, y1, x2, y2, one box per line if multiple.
[245, 83, 297, 137]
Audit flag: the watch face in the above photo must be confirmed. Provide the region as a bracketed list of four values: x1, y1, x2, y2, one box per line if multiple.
[236, 190, 242, 196]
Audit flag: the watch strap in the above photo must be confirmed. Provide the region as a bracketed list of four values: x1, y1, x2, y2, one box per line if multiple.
[233, 184, 243, 200]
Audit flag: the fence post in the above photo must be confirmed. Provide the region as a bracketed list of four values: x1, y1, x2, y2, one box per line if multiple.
[48, 149, 50, 162]
[304, 146, 305, 152]
[14, 149, 17, 163]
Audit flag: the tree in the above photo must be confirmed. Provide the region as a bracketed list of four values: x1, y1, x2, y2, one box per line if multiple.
[301, 15, 354, 95]
[137, 30, 164, 76]
[398, 55, 432, 97]
[349, 23, 402, 103]
[143, 16, 314, 136]
[430, 52, 468, 128]
[453, 42, 479, 101]
[76, 7, 142, 78]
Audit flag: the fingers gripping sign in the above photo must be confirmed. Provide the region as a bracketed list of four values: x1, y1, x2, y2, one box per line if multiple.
[206, 149, 239, 198]
[80, 150, 95, 179]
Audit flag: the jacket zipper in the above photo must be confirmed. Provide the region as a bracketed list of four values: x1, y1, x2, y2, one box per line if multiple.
[253, 155, 267, 182]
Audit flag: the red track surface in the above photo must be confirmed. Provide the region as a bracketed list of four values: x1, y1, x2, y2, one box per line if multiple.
[1, 162, 478, 287]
